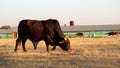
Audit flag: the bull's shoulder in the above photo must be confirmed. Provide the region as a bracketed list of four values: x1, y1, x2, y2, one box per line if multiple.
[47, 19, 59, 23]
[26, 20, 46, 26]
[46, 19, 60, 27]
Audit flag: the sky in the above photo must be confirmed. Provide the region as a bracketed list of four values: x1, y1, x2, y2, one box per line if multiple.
[0, 0, 120, 26]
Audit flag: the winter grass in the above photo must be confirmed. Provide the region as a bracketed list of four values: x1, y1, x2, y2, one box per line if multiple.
[0, 37, 120, 68]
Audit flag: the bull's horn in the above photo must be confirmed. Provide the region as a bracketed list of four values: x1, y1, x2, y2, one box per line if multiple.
[64, 36, 68, 41]
[59, 40, 64, 44]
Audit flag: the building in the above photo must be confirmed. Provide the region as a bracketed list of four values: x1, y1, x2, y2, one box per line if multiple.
[0, 26, 18, 38]
[0, 24, 120, 38]
[61, 24, 120, 37]
[0, 29, 12, 38]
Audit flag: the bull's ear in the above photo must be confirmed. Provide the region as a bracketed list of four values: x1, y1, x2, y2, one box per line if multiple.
[59, 36, 68, 44]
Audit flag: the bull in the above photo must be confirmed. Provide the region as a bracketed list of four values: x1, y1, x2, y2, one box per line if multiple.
[14, 19, 71, 52]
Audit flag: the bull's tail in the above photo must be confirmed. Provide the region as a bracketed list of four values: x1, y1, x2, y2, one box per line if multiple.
[14, 38, 22, 52]
[17, 20, 28, 46]
[16, 38, 22, 46]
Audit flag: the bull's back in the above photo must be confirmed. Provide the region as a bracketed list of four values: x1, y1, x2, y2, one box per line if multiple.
[27, 20, 45, 40]
[18, 20, 45, 41]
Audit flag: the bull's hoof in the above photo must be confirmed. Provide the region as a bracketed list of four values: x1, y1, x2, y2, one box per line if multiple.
[14, 49, 17, 52]
[51, 48, 55, 51]
[34, 47, 37, 50]
[51, 46, 56, 51]
[46, 50, 50, 53]
[23, 50, 27, 52]
[67, 49, 72, 52]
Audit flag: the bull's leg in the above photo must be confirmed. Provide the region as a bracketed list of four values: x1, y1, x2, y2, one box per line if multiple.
[45, 42, 49, 52]
[52, 46, 56, 51]
[49, 42, 56, 51]
[14, 38, 21, 52]
[32, 41, 38, 50]
[46, 44, 49, 52]
[22, 38, 27, 52]
[48, 35, 53, 42]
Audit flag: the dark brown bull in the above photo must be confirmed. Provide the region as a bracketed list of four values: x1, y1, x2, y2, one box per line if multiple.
[106, 32, 120, 36]
[14, 19, 71, 52]
[76, 32, 84, 37]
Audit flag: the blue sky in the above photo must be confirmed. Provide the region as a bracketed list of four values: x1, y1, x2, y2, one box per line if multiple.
[0, 0, 120, 26]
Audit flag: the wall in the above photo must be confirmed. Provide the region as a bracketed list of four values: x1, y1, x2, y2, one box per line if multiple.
[0, 33, 12, 38]
[63, 30, 120, 37]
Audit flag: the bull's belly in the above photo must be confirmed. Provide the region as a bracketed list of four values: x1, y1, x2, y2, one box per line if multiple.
[28, 34, 43, 41]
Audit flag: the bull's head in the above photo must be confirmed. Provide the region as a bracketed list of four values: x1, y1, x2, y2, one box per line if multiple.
[59, 37, 71, 51]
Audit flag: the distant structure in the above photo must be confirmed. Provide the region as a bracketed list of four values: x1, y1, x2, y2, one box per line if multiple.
[0, 24, 120, 38]
[0, 25, 11, 29]
[64, 24, 67, 26]
[70, 21, 75, 26]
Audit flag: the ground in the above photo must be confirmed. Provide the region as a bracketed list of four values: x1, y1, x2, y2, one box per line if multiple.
[0, 37, 120, 68]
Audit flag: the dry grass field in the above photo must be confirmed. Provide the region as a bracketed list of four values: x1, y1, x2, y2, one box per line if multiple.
[0, 37, 120, 68]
